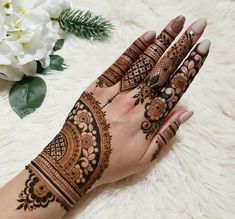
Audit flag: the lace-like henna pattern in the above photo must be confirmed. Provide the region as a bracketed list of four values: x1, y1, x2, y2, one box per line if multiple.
[141, 45, 208, 138]
[96, 38, 148, 88]
[151, 120, 179, 161]
[120, 54, 155, 91]
[17, 92, 112, 211]
[121, 16, 185, 92]
[133, 29, 195, 106]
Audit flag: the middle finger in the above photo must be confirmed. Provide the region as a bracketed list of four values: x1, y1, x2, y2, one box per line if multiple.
[130, 18, 207, 105]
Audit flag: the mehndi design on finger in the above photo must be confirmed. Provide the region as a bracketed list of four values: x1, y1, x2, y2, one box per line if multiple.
[133, 18, 207, 106]
[16, 92, 112, 211]
[96, 32, 153, 88]
[151, 120, 179, 161]
[141, 42, 209, 138]
[121, 15, 185, 92]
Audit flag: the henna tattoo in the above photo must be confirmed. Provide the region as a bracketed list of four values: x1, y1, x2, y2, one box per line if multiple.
[96, 38, 148, 88]
[120, 54, 155, 91]
[17, 92, 112, 211]
[16, 168, 56, 211]
[151, 120, 179, 161]
[101, 91, 120, 109]
[97, 16, 185, 91]
[120, 16, 185, 92]
[133, 28, 196, 106]
[141, 45, 208, 138]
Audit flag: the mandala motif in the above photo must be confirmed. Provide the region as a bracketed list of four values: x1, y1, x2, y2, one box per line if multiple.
[171, 73, 188, 94]
[17, 92, 112, 211]
[145, 98, 166, 121]
[140, 45, 208, 138]
[16, 169, 56, 211]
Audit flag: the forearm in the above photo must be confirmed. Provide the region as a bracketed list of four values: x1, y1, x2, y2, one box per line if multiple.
[0, 92, 109, 219]
[0, 170, 66, 219]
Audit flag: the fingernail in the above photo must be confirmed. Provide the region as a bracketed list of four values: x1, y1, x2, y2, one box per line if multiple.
[143, 31, 156, 42]
[197, 39, 211, 54]
[175, 15, 185, 23]
[179, 111, 193, 124]
[171, 15, 185, 33]
[191, 18, 207, 34]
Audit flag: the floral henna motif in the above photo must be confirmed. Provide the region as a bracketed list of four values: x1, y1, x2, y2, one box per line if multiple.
[16, 168, 56, 211]
[17, 92, 112, 211]
[133, 29, 195, 106]
[141, 45, 208, 138]
[121, 17, 185, 93]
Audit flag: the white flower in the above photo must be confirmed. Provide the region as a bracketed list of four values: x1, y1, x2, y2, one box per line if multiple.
[0, 4, 7, 41]
[0, 6, 57, 81]
[0, 61, 36, 81]
[0, 40, 37, 81]
[0, 41, 11, 65]
[37, 0, 71, 18]
[9, 8, 57, 65]
[0, 41, 22, 81]
[7, 0, 37, 15]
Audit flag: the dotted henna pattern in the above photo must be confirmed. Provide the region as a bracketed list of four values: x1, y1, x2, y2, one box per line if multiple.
[16, 92, 112, 211]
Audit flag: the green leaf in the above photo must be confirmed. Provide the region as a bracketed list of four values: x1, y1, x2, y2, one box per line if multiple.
[53, 39, 64, 51]
[47, 55, 65, 71]
[37, 55, 66, 75]
[9, 76, 47, 118]
[55, 8, 114, 40]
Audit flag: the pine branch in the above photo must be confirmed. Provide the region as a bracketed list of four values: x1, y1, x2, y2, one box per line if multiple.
[54, 8, 114, 40]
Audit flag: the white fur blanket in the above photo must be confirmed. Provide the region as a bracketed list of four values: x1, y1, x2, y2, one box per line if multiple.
[0, 0, 235, 218]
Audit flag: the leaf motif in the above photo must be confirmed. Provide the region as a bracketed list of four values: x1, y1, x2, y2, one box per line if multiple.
[88, 153, 95, 160]
[24, 203, 28, 211]
[17, 198, 26, 202]
[84, 169, 88, 175]
[88, 146, 94, 154]
[16, 203, 24, 210]
[82, 149, 88, 157]
[88, 166, 94, 172]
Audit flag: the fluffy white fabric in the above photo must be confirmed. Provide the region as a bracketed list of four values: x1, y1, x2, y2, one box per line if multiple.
[0, 0, 235, 218]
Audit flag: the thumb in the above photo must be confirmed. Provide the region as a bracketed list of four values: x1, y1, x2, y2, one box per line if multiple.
[141, 110, 193, 163]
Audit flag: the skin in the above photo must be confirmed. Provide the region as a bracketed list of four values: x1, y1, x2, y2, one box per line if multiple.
[0, 16, 210, 219]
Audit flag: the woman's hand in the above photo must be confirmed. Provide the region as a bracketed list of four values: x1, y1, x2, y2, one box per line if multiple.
[85, 16, 210, 187]
[0, 15, 210, 219]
